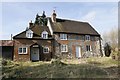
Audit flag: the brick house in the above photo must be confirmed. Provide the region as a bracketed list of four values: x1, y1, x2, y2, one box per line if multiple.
[13, 10, 103, 61]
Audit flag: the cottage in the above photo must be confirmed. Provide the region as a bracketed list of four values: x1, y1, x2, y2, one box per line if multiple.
[13, 10, 103, 61]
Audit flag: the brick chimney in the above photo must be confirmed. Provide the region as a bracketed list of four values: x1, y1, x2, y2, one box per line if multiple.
[29, 20, 33, 28]
[51, 10, 57, 22]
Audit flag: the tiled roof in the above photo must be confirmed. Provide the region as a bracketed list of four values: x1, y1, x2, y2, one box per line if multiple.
[0, 40, 13, 46]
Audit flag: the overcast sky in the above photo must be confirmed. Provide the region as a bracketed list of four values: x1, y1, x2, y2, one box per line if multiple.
[1, 2, 118, 40]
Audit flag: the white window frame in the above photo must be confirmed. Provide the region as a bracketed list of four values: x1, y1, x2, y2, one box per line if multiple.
[86, 45, 92, 51]
[26, 30, 33, 38]
[43, 47, 49, 53]
[60, 34, 67, 40]
[85, 35, 90, 41]
[61, 44, 68, 52]
[41, 31, 48, 39]
[18, 47, 27, 54]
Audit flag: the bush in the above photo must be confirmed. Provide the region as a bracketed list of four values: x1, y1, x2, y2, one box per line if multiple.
[104, 43, 111, 57]
[2, 59, 7, 66]
[111, 51, 119, 60]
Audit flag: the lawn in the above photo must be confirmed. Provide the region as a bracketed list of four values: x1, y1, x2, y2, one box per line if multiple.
[1, 57, 119, 79]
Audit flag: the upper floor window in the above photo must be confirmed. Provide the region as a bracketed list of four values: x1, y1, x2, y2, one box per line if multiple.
[18, 47, 27, 54]
[86, 45, 92, 51]
[41, 30, 48, 39]
[43, 47, 49, 53]
[85, 35, 90, 41]
[26, 29, 33, 38]
[61, 44, 68, 52]
[60, 34, 67, 40]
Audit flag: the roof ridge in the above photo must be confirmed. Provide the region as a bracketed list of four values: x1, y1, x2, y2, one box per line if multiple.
[47, 17, 88, 23]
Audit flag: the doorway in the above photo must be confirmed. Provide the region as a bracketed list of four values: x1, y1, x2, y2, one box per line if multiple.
[76, 46, 82, 58]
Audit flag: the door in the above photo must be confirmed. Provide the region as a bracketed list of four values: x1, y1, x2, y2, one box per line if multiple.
[31, 48, 39, 61]
[76, 46, 81, 58]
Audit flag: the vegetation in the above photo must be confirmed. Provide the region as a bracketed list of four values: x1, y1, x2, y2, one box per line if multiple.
[102, 27, 118, 52]
[102, 28, 119, 60]
[104, 43, 111, 57]
[1, 57, 118, 79]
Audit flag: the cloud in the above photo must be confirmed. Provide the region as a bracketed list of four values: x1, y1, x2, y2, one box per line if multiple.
[81, 11, 96, 22]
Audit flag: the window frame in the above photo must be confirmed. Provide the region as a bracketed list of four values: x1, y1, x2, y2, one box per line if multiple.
[86, 45, 92, 51]
[43, 47, 49, 53]
[26, 30, 33, 38]
[85, 35, 90, 41]
[41, 31, 48, 39]
[60, 34, 67, 40]
[18, 47, 27, 54]
[61, 44, 68, 52]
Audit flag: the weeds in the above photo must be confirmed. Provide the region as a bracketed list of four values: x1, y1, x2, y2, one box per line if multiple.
[1, 57, 119, 79]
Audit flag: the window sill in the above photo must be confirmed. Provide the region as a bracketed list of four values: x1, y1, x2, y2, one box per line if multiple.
[43, 52, 49, 54]
[18, 53, 28, 55]
[60, 39, 68, 40]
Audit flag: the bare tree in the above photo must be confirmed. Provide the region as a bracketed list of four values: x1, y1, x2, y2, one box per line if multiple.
[102, 27, 118, 51]
[109, 28, 118, 51]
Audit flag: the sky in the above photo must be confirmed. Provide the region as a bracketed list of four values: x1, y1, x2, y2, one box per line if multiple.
[1, 2, 118, 40]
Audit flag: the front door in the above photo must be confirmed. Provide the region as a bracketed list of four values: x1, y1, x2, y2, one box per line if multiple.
[31, 48, 39, 61]
[76, 46, 81, 58]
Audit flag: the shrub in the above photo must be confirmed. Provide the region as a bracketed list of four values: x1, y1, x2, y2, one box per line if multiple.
[104, 43, 111, 57]
[2, 59, 7, 66]
[111, 51, 119, 60]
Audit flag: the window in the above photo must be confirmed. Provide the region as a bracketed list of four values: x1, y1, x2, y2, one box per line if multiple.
[86, 45, 92, 51]
[26, 30, 33, 38]
[18, 48, 22, 53]
[23, 48, 27, 53]
[27, 33, 33, 38]
[43, 47, 49, 53]
[18, 47, 27, 54]
[61, 44, 68, 52]
[85, 35, 90, 41]
[60, 34, 67, 40]
[41, 31, 48, 39]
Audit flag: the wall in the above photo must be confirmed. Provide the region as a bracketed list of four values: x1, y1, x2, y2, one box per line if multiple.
[54, 33, 100, 58]
[13, 39, 53, 61]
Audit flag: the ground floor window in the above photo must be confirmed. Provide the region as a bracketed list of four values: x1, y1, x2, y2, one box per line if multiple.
[86, 45, 92, 51]
[18, 47, 27, 54]
[43, 47, 49, 53]
[61, 44, 68, 52]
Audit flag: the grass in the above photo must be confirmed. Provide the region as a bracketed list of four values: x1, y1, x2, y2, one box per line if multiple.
[1, 57, 119, 79]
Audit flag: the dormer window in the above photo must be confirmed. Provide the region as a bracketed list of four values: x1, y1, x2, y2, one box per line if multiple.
[85, 35, 90, 41]
[26, 29, 33, 38]
[41, 30, 48, 39]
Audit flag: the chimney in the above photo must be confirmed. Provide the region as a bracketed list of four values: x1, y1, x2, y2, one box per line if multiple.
[51, 10, 57, 22]
[29, 20, 33, 28]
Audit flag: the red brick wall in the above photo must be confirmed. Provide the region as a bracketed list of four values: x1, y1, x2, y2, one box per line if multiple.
[13, 39, 53, 61]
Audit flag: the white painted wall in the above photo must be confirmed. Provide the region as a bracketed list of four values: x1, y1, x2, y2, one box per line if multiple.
[47, 18, 53, 35]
